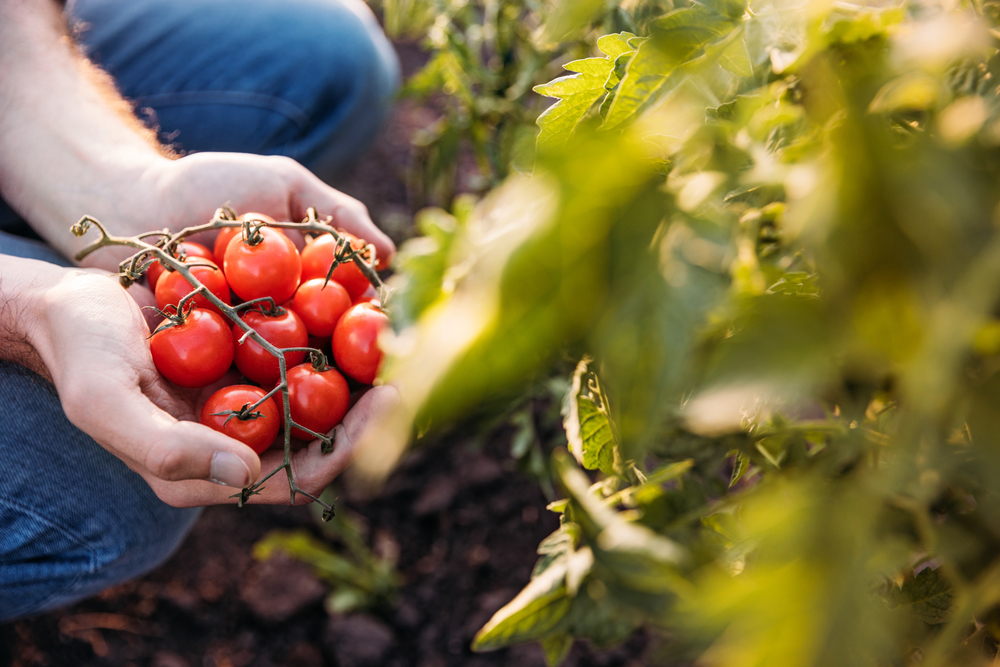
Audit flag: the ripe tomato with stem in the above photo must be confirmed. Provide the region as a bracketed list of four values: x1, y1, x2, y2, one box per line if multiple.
[224, 225, 301, 304]
[233, 305, 309, 385]
[284, 360, 350, 441]
[155, 258, 231, 317]
[213, 212, 283, 267]
[300, 232, 372, 299]
[150, 307, 235, 388]
[200, 385, 280, 455]
[147, 241, 213, 290]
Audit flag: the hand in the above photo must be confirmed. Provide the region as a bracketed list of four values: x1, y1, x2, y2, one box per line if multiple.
[25, 263, 397, 507]
[77, 152, 396, 273]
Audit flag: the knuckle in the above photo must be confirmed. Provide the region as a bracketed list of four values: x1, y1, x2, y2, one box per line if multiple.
[144, 444, 190, 481]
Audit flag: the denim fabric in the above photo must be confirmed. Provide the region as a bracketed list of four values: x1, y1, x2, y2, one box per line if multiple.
[0, 0, 400, 234]
[0, 230, 201, 621]
[0, 0, 398, 619]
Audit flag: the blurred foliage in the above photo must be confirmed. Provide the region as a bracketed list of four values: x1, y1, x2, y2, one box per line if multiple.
[254, 496, 400, 614]
[365, 0, 1000, 664]
[367, 0, 677, 207]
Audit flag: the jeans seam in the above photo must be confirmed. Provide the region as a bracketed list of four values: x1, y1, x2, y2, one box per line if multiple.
[133, 90, 313, 132]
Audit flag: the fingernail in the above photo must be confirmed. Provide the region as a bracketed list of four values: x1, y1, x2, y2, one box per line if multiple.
[210, 451, 252, 488]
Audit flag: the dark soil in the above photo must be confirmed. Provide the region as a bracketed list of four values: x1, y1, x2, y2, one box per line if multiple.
[1, 435, 650, 667]
[1, 34, 652, 667]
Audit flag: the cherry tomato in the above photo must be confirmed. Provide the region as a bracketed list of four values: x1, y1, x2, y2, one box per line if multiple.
[300, 232, 372, 299]
[332, 303, 388, 384]
[284, 363, 350, 441]
[233, 307, 308, 385]
[150, 308, 234, 388]
[224, 226, 301, 304]
[155, 259, 231, 317]
[292, 278, 352, 337]
[147, 242, 213, 291]
[213, 213, 283, 267]
[200, 385, 280, 455]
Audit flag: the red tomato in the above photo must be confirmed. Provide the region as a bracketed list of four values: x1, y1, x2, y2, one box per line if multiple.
[213, 213, 283, 266]
[224, 226, 301, 304]
[300, 233, 372, 299]
[292, 278, 352, 337]
[332, 303, 388, 384]
[155, 259, 231, 317]
[284, 363, 350, 441]
[233, 307, 309, 385]
[147, 242, 213, 291]
[150, 308, 234, 388]
[200, 385, 280, 455]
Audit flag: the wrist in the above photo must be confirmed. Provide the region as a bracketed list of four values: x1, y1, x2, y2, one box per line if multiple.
[0, 257, 67, 381]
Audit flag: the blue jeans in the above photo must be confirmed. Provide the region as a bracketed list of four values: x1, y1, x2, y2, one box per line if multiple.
[0, 0, 398, 621]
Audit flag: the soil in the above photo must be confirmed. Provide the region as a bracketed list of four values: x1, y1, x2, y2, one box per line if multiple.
[0, 34, 653, 667]
[1, 435, 651, 667]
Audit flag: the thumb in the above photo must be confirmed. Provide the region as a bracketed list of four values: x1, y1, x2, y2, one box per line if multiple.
[63, 382, 261, 487]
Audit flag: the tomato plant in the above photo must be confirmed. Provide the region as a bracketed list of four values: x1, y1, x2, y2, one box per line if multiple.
[332, 303, 387, 385]
[300, 232, 371, 299]
[149, 307, 234, 388]
[233, 306, 309, 385]
[224, 225, 302, 304]
[284, 362, 350, 441]
[292, 278, 353, 338]
[200, 385, 280, 455]
[154, 259, 231, 317]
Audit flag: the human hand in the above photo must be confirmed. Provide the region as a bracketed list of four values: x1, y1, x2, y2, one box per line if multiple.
[77, 152, 395, 273]
[22, 261, 396, 507]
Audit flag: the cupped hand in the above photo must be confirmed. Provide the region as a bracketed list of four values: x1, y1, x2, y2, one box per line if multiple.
[29, 265, 395, 507]
[77, 152, 395, 272]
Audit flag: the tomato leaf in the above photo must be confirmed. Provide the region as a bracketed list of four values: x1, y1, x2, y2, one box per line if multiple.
[471, 559, 573, 652]
[885, 568, 954, 625]
[540, 633, 574, 666]
[533, 33, 637, 150]
[563, 357, 620, 476]
[601, 8, 745, 129]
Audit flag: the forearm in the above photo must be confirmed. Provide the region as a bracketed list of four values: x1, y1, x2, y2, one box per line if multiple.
[0, 0, 172, 259]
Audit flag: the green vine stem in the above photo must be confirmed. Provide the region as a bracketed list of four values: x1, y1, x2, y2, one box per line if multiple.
[72, 208, 391, 519]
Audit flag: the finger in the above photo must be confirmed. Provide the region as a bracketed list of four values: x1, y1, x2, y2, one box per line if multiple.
[290, 175, 396, 265]
[63, 376, 261, 488]
[292, 384, 402, 492]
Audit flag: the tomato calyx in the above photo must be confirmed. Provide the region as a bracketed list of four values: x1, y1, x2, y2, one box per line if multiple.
[317, 232, 372, 289]
[146, 302, 196, 336]
[240, 220, 270, 247]
[211, 402, 268, 428]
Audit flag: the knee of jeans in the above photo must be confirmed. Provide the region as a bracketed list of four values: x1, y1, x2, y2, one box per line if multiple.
[280, 2, 402, 180]
[85, 502, 201, 593]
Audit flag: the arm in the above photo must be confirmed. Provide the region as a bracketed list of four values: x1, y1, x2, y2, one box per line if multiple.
[0, 0, 395, 268]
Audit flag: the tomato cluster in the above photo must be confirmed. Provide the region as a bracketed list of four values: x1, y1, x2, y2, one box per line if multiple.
[147, 213, 387, 453]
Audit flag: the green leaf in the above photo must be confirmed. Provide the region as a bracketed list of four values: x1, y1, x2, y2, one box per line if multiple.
[552, 450, 690, 597]
[601, 10, 743, 129]
[729, 450, 750, 487]
[533, 33, 637, 150]
[472, 560, 573, 651]
[719, 35, 753, 77]
[534, 525, 579, 578]
[562, 357, 619, 476]
[885, 568, 954, 625]
[541, 633, 574, 666]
